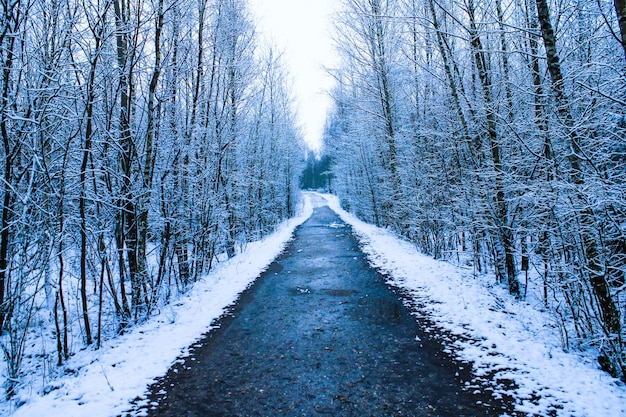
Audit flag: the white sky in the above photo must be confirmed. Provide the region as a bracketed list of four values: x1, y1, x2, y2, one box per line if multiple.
[249, 0, 339, 152]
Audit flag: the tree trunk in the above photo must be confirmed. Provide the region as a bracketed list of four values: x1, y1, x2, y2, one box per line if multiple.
[466, 0, 519, 297]
[427, 0, 472, 156]
[137, 0, 165, 309]
[78, 8, 105, 347]
[495, 0, 514, 121]
[0, 1, 21, 333]
[615, 0, 626, 60]
[113, 0, 147, 319]
[57, 237, 69, 363]
[370, 0, 403, 227]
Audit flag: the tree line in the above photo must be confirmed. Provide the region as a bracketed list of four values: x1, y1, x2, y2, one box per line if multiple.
[0, 0, 303, 396]
[300, 152, 333, 191]
[326, 0, 626, 380]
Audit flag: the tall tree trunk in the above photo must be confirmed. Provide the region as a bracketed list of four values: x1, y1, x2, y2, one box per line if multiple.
[466, 0, 519, 297]
[525, 0, 554, 307]
[78, 7, 106, 347]
[166, 4, 190, 286]
[137, 0, 165, 308]
[615, 0, 626, 60]
[367, 0, 403, 228]
[56, 219, 69, 363]
[0, 1, 21, 333]
[427, 0, 474, 160]
[113, 0, 146, 319]
[495, 0, 514, 121]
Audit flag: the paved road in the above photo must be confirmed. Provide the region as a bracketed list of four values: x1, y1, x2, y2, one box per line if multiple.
[132, 203, 511, 416]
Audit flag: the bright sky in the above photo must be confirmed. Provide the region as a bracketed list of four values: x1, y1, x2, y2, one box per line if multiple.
[249, 0, 339, 152]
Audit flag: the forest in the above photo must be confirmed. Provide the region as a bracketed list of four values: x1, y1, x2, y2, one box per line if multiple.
[1, 0, 626, 404]
[0, 0, 303, 396]
[325, 0, 626, 381]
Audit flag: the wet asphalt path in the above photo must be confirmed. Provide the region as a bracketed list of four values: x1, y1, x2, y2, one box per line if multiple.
[133, 204, 510, 416]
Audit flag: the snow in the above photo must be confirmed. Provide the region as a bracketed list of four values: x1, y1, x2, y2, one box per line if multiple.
[2, 195, 315, 417]
[4, 192, 626, 416]
[322, 192, 626, 417]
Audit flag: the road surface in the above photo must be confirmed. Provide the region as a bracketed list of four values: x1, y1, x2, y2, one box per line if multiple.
[130, 201, 513, 416]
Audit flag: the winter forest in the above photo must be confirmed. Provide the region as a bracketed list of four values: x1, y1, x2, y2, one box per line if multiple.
[326, 0, 626, 383]
[1, 0, 626, 410]
[0, 0, 302, 397]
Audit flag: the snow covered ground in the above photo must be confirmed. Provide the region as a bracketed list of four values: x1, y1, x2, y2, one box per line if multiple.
[322, 192, 626, 417]
[4, 192, 626, 416]
[1, 196, 316, 417]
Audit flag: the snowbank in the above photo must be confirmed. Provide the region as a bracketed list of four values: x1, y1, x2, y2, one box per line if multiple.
[323, 192, 626, 416]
